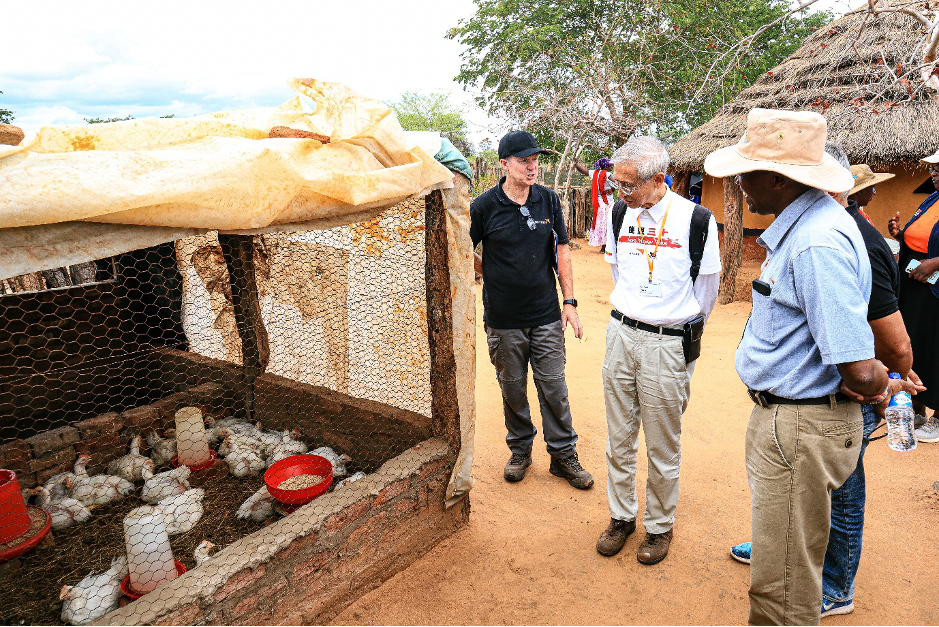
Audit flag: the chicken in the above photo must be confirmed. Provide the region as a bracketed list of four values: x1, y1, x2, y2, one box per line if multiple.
[333, 471, 366, 490]
[217, 430, 263, 458]
[32, 484, 92, 530]
[310, 446, 352, 478]
[128, 488, 205, 535]
[106, 436, 150, 482]
[206, 416, 259, 444]
[222, 438, 265, 478]
[70, 455, 135, 508]
[255, 426, 288, 458]
[194, 540, 215, 567]
[147, 429, 178, 467]
[60, 555, 128, 626]
[266, 431, 310, 468]
[140, 462, 191, 504]
[236, 484, 275, 522]
[43, 470, 76, 501]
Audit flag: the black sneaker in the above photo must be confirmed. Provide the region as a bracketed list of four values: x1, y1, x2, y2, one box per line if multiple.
[549, 451, 594, 489]
[504, 452, 532, 482]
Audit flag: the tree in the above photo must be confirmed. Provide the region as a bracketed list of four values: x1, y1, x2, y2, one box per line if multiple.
[85, 115, 135, 124]
[389, 92, 474, 156]
[447, 0, 829, 198]
[0, 91, 13, 124]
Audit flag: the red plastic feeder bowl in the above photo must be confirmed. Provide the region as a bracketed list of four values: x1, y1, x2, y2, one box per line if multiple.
[265, 454, 333, 507]
[120, 560, 187, 600]
[170, 449, 218, 471]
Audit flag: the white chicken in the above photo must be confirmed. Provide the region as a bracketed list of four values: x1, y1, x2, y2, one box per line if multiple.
[206, 416, 259, 444]
[222, 437, 265, 478]
[265, 430, 309, 467]
[140, 462, 191, 504]
[310, 446, 352, 478]
[43, 470, 76, 501]
[254, 425, 288, 458]
[60, 555, 128, 626]
[106, 436, 150, 482]
[194, 540, 215, 566]
[217, 430, 263, 458]
[128, 488, 205, 535]
[236, 484, 275, 522]
[32, 484, 92, 530]
[147, 429, 178, 467]
[70, 455, 135, 508]
[333, 471, 366, 490]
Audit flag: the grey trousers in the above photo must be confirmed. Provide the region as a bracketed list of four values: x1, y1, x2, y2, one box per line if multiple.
[746, 401, 863, 626]
[485, 320, 578, 457]
[603, 318, 691, 534]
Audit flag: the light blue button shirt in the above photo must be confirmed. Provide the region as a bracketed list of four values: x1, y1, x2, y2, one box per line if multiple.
[736, 188, 874, 399]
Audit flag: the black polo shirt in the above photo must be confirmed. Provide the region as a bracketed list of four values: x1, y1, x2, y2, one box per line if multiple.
[847, 200, 900, 321]
[470, 177, 569, 329]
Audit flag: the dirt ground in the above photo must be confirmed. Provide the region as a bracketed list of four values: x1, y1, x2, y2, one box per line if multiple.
[333, 241, 939, 626]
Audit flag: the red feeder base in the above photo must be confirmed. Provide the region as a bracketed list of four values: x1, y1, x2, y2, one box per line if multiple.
[120, 560, 187, 600]
[0, 506, 52, 563]
[170, 450, 218, 472]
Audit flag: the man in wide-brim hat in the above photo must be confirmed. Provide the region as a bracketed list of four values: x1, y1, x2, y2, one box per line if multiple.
[848, 164, 894, 222]
[704, 108, 893, 626]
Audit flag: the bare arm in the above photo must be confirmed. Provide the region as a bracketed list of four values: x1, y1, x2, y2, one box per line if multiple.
[837, 359, 889, 399]
[474, 252, 482, 275]
[573, 162, 589, 176]
[556, 244, 583, 339]
[869, 311, 913, 376]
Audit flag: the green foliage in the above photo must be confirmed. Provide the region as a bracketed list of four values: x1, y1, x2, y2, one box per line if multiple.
[389, 91, 474, 156]
[0, 91, 13, 125]
[85, 115, 135, 124]
[448, 0, 830, 145]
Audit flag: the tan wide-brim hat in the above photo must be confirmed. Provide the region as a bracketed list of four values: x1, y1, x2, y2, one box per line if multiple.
[921, 148, 939, 163]
[849, 164, 894, 196]
[703, 108, 855, 193]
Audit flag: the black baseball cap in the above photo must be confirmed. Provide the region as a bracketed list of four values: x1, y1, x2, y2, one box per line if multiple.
[498, 131, 547, 160]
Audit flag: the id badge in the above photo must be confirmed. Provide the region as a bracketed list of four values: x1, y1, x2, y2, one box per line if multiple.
[638, 281, 663, 298]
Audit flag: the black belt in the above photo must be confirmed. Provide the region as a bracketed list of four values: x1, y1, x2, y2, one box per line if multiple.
[748, 389, 849, 409]
[611, 310, 684, 336]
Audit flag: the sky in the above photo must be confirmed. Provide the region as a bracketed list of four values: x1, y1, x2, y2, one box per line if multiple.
[2, 0, 852, 147]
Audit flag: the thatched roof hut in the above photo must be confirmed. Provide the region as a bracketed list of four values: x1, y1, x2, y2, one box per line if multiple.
[670, 1, 939, 234]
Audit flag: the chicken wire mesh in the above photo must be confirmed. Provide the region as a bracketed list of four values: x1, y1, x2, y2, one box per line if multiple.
[0, 196, 443, 625]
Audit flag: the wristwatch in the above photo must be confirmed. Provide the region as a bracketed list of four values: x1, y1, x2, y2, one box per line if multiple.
[563, 299, 578, 308]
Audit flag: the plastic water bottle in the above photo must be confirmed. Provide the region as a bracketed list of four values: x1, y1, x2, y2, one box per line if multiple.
[884, 373, 917, 452]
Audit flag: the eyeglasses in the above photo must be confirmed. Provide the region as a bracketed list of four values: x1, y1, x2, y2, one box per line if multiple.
[519, 206, 536, 230]
[928, 166, 939, 174]
[611, 176, 651, 195]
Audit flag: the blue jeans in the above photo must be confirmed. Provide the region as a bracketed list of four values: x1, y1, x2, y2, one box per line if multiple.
[822, 404, 879, 603]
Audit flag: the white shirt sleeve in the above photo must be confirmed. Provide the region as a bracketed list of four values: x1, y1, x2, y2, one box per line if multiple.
[693, 272, 720, 323]
[699, 214, 722, 274]
[606, 201, 619, 285]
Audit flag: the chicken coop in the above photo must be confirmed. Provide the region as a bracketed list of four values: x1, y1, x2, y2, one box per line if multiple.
[0, 79, 475, 625]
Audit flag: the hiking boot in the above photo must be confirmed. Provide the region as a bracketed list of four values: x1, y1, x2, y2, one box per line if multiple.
[637, 530, 673, 565]
[504, 452, 532, 482]
[915, 416, 939, 443]
[596, 518, 636, 556]
[549, 451, 594, 489]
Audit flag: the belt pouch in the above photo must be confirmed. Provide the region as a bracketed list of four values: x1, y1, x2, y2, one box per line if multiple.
[682, 315, 706, 363]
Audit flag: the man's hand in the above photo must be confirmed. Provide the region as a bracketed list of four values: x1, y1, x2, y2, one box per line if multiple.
[562, 304, 584, 340]
[888, 211, 902, 238]
[908, 256, 939, 283]
[840, 374, 926, 404]
[473, 252, 482, 275]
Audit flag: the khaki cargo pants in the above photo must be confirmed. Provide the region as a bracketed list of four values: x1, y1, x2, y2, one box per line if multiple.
[746, 400, 863, 626]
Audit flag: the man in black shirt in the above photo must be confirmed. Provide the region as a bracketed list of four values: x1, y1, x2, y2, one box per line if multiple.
[470, 131, 593, 489]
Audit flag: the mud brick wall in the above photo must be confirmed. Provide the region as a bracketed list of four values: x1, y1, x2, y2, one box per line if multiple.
[99, 438, 469, 626]
[0, 382, 234, 492]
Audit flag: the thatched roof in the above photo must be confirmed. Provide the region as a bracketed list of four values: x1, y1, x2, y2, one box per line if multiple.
[670, 2, 939, 171]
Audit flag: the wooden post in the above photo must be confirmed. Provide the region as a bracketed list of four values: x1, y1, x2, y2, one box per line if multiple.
[719, 177, 744, 304]
[218, 234, 270, 421]
[672, 171, 691, 199]
[424, 189, 461, 452]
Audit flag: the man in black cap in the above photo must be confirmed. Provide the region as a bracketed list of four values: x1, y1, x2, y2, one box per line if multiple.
[470, 130, 593, 489]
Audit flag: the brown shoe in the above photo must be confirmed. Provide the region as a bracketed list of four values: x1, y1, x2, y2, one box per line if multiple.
[637, 530, 673, 565]
[596, 518, 636, 556]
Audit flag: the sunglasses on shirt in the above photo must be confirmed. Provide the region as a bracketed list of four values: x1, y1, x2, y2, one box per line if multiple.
[519, 206, 536, 230]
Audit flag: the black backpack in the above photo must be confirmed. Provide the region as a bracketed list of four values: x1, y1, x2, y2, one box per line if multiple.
[610, 199, 712, 283]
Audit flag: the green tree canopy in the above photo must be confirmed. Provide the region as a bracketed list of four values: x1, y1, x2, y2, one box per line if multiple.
[0, 91, 14, 125]
[85, 115, 135, 124]
[389, 91, 474, 156]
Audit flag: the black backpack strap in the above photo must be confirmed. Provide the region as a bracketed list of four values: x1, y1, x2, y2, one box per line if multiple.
[689, 203, 712, 284]
[611, 199, 627, 243]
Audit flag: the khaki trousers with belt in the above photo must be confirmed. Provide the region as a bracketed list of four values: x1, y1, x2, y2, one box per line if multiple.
[603, 318, 691, 534]
[746, 401, 863, 626]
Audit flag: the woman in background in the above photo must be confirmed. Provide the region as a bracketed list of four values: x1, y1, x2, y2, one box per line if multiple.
[574, 158, 615, 252]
